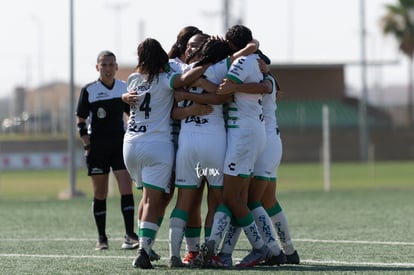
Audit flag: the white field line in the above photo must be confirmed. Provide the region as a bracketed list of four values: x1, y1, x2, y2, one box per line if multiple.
[1, 253, 414, 268]
[1, 238, 414, 246]
[294, 238, 414, 246]
[301, 259, 414, 268]
[2, 238, 414, 268]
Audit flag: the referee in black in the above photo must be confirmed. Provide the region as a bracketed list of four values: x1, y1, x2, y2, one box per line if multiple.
[76, 50, 138, 251]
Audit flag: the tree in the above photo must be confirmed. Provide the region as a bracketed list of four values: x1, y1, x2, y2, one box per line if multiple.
[381, 0, 414, 126]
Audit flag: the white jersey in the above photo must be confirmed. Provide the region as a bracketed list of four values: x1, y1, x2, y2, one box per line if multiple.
[174, 58, 231, 187]
[262, 74, 279, 133]
[169, 57, 188, 73]
[253, 74, 282, 180]
[124, 71, 178, 143]
[179, 58, 231, 133]
[225, 54, 264, 129]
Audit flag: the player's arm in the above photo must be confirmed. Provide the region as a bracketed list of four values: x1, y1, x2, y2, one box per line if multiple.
[172, 64, 210, 89]
[171, 92, 213, 120]
[174, 89, 232, 105]
[217, 78, 272, 95]
[191, 77, 218, 93]
[75, 87, 91, 150]
[229, 39, 259, 64]
[76, 116, 90, 151]
[122, 90, 138, 107]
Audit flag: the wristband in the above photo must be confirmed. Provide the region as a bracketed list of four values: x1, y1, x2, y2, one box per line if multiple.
[77, 122, 88, 137]
[84, 144, 91, 150]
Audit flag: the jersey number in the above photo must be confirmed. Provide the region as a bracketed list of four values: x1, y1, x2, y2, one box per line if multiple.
[139, 93, 152, 119]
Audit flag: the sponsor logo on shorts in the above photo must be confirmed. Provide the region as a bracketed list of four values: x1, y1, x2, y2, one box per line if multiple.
[194, 162, 220, 178]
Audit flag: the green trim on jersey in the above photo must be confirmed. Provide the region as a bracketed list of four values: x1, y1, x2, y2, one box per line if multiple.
[169, 73, 180, 89]
[227, 116, 238, 120]
[225, 74, 243, 84]
[226, 57, 232, 69]
[165, 63, 171, 72]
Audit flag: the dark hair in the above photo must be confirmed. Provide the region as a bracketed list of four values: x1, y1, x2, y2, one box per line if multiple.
[194, 38, 232, 67]
[168, 26, 202, 59]
[225, 25, 253, 51]
[137, 38, 169, 84]
[184, 33, 210, 64]
[97, 50, 116, 63]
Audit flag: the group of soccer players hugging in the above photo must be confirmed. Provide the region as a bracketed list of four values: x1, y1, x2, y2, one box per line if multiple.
[79, 23, 301, 270]
[126, 24, 301, 270]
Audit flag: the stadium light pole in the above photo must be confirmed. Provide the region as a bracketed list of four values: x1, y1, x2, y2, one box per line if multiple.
[223, 0, 230, 33]
[359, 0, 369, 162]
[68, 0, 77, 197]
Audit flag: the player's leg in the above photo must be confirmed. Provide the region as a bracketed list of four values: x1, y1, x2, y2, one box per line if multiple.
[113, 168, 138, 249]
[91, 174, 109, 250]
[169, 186, 201, 267]
[250, 177, 285, 265]
[262, 181, 300, 264]
[182, 180, 205, 265]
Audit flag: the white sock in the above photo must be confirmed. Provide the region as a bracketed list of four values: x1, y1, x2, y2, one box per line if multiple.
[139, 221, 158, 255]
[220, 223, 241, 255]
[209, 205, 232, 253]
[271, 211, 295, 255]
[251, 205, 281, 255]
[184, 227, 201, 252]
[237, 212, 265, 250]
[169, 216, 186, 258]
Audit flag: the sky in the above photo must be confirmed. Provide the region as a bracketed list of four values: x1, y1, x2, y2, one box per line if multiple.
[0, 0, 406, 100]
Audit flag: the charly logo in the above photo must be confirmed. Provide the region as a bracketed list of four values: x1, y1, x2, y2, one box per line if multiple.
[194, 162, 220, 178]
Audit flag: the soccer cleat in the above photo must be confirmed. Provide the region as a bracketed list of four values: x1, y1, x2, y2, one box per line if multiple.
[235, 245, 271, 268]
[182, 251, 199, 265]
[121, 233, 139, 249]
[132, 248, 153, 269]
[168, 256, 185, 268]
[149, 249, 161, 262]
[217, 252, 233, 267]
[286, 250, 300, 264]
[194, 239, 215, 267]
[95, 235, 108, 251]
[204, 255, 226, 268]
[261, 251, 287, 266]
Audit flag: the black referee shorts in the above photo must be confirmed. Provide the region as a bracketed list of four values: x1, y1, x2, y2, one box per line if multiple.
[86, 139, 127, 176]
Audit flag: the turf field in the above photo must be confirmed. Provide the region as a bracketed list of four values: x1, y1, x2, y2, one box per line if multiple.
[0, 161, 413, 274]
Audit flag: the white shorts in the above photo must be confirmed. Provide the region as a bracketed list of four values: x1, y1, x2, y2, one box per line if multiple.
[175, 131, 226, 188]
[123, 141, 174, 193]
[223, 126, 266, 177]
[253, 129, 282, 180]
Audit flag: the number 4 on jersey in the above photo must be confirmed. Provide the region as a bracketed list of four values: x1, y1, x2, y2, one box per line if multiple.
[140, 93, 151, 119]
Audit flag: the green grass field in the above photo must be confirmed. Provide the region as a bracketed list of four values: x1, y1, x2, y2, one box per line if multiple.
[1, 161, 413, 274]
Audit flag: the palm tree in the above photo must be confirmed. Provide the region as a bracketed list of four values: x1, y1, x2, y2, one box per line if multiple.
[381, 0, 414, 126]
